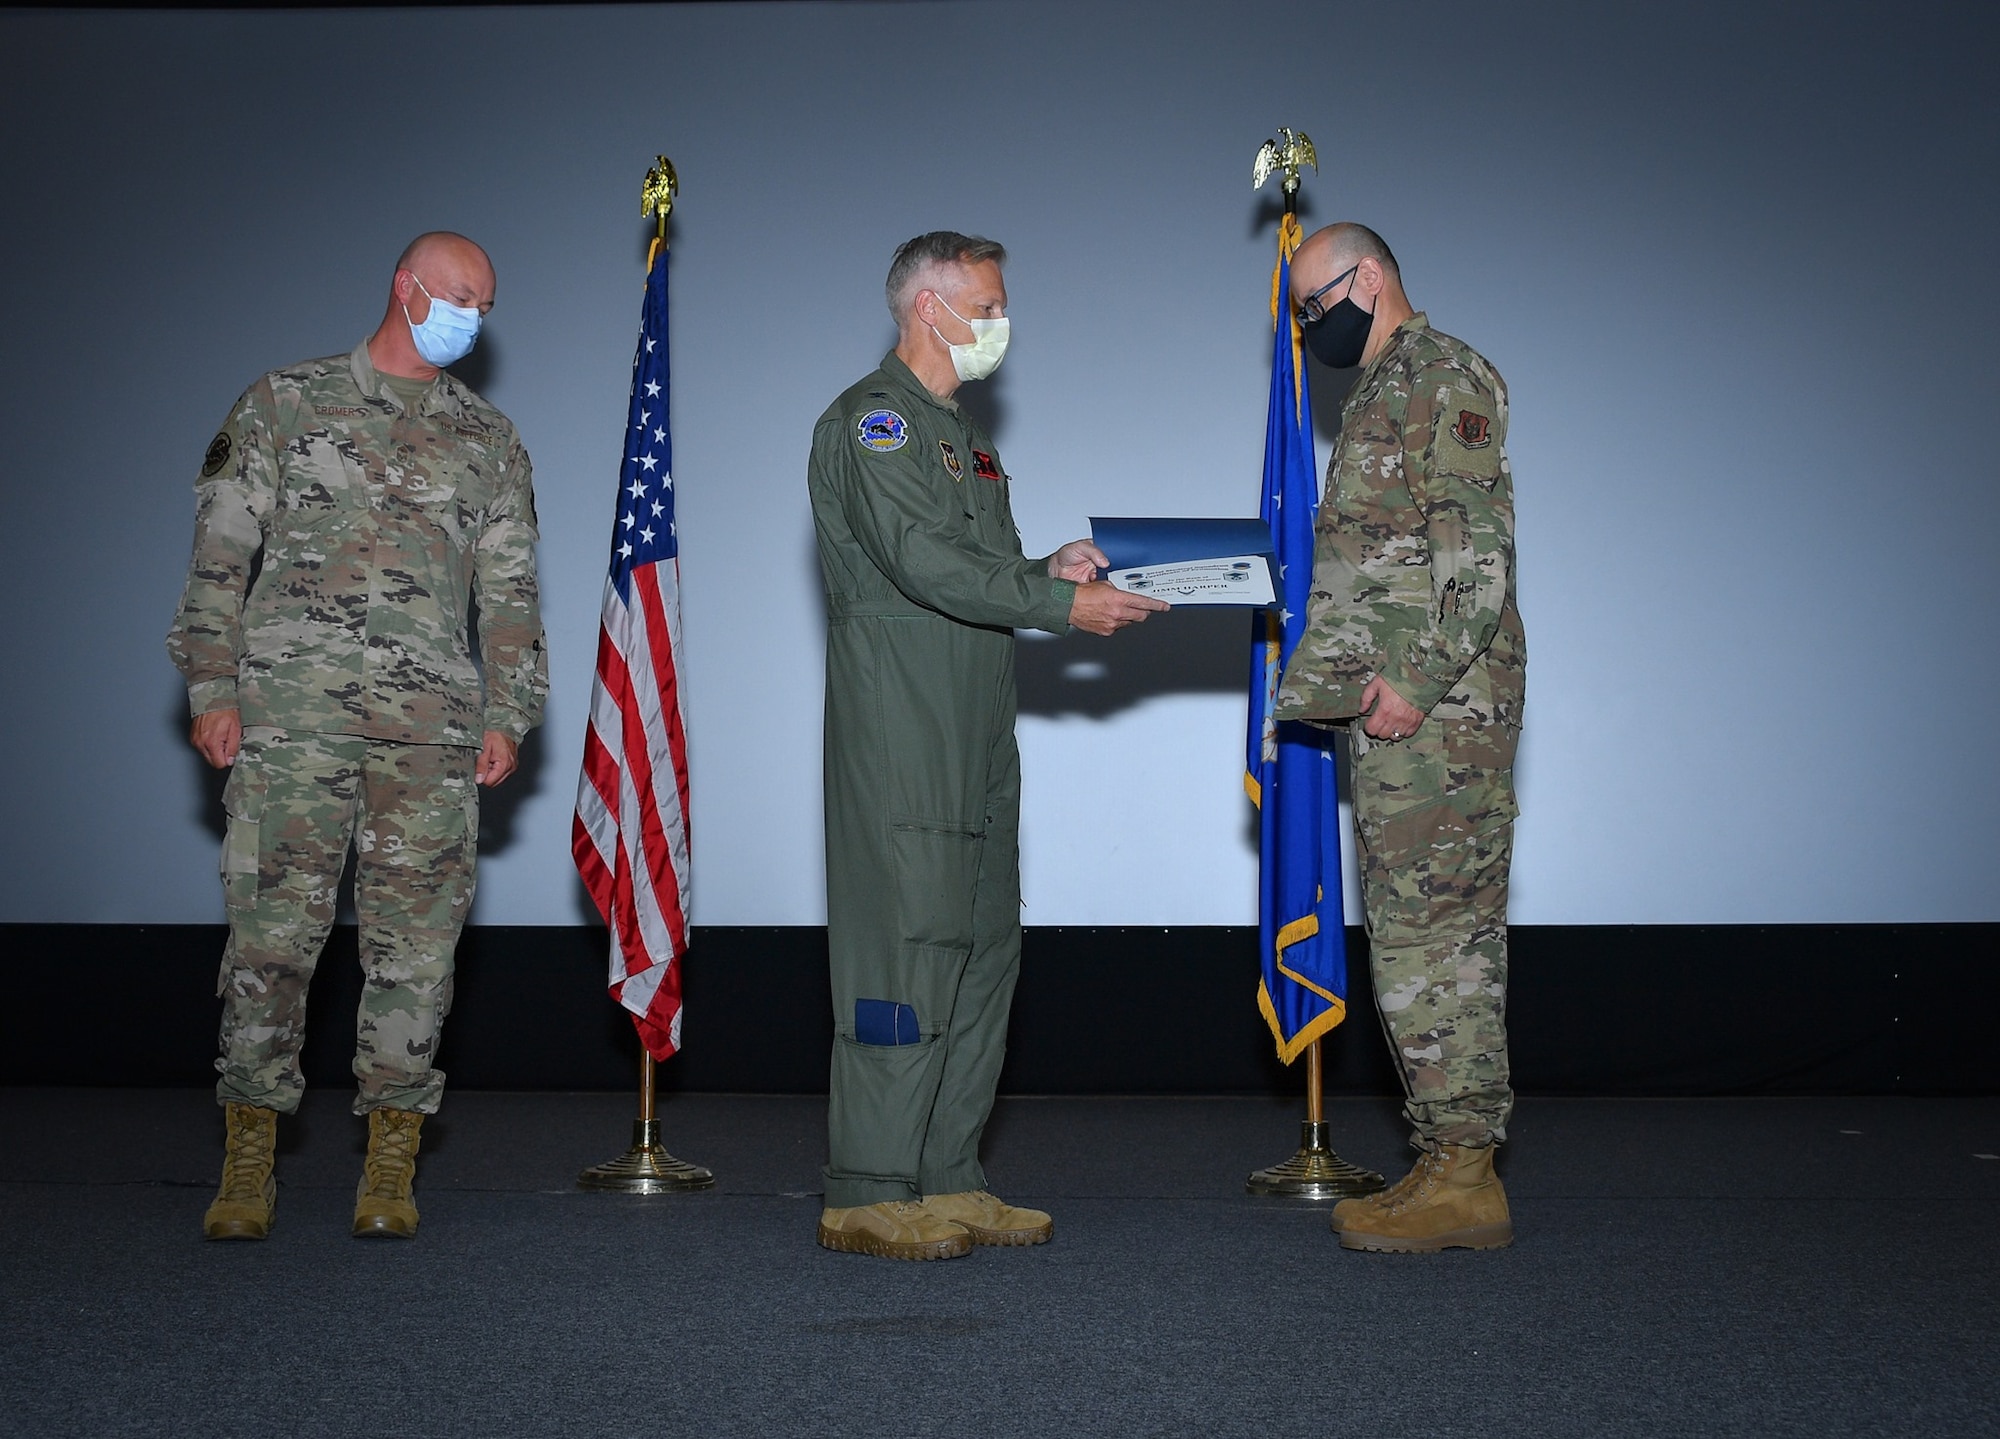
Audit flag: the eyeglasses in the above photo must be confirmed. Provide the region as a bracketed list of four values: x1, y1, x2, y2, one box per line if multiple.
[1295, 263, 1359, 324]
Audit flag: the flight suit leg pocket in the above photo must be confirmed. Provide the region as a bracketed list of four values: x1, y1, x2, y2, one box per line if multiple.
[829, 1029, 949, 1179]
[888, 814, 984, 951]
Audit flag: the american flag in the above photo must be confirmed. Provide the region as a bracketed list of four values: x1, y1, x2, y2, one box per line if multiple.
[573, 240, 691, 1061]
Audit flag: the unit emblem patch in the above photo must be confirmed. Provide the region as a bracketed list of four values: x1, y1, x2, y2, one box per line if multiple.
[201, 431, 232, 477]
[971, 449, 1001, 481]
[1452, 410, 1492, 448]
[856, 409, 909, 452]
[938, 440, 963, 481]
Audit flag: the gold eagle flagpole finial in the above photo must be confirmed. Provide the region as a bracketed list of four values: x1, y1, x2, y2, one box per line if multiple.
[1252, 128, 1317, 215]
[642, 155, 679, 242]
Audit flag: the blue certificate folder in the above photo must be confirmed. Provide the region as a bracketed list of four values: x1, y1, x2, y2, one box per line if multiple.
[1089, 517, 1279, 606]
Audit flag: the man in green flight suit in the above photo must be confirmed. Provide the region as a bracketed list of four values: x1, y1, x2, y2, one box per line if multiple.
[808, 232, 1166, 1260]
[1277, 223, 1526, 1252]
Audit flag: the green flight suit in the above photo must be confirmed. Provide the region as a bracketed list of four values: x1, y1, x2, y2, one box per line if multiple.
[808, 352, 1074, 1208]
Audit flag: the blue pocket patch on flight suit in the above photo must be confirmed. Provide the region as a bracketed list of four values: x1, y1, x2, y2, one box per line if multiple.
[855, 999, 921, 1046]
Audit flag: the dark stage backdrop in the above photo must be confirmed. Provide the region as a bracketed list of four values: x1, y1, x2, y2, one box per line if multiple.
[5, 924, 1989, 1096]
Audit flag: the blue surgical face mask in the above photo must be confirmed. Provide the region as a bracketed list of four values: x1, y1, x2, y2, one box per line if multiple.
[403, 274, 483, 367]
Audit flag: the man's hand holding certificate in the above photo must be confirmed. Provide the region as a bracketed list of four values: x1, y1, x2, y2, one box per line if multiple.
[1090, 517, 1281, 607]
[1046, 537, 1171, 634]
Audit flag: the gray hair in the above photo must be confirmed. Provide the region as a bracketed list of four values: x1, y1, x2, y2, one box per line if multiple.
[885, 231, 1007, 323]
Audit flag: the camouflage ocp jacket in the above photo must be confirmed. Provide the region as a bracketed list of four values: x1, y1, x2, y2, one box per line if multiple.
[167, 341, 548, 746]
[1276, 313, 1525, 768]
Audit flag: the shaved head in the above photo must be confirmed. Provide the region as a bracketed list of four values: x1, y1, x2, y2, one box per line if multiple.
[397, 231, 490, 280]
[387, 230, 496, 319]
[1299, 222, 1399, 279]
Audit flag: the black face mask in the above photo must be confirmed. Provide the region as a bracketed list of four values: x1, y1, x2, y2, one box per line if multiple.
[1301, 290, 1374, 369]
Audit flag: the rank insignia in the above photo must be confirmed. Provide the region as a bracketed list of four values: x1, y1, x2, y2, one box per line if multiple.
[971, 449, 1002, 481]
[201, 431, 232, 477]
[856, 408, 908, 452]
[1452, 410, 1492, 448]
[939, 440, 963, 481]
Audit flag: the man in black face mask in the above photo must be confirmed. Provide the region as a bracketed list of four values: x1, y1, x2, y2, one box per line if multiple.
[1276, 223, 1527, 1253]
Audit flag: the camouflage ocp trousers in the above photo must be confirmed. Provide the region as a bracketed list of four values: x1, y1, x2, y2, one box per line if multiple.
[1350, 720, 1518, 1151]
[214, 728, 478, 1116]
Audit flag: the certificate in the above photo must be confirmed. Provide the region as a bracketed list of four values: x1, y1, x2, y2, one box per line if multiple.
[1089, 516, 1279, 607]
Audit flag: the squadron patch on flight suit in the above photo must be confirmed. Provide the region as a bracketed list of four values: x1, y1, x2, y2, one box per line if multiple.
[201, 431, 232, 477]
[938, 441, 963, 481]
[1452, 410, 1492, 448]
[971, 449, 1001, 481]
[856, 409, 908, 452]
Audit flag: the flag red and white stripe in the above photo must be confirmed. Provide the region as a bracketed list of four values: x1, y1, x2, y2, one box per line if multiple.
[572, 241, 690, 1060]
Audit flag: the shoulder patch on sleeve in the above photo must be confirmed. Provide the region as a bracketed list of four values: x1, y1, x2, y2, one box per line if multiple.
[1452, 410, 1491, 448]
[201, 431, 232, 477]
[856, 408, 908, 452]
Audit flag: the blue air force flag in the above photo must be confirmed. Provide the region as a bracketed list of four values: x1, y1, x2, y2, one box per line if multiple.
[1248, 213, 1348, 1063]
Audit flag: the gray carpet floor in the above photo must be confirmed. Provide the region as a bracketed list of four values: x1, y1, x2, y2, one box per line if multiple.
[3, 1090, 1996, 1438]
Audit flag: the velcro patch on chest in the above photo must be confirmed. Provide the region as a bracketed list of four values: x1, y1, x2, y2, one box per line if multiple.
[1452, 410, 1492, 448]
[938, 440, 963, 481]
[856, 408, 909, 452]
[971, 449, 1001, 481]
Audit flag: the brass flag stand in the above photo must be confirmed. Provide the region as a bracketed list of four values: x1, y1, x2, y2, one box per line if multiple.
[1243, 129, 1384, 1204]
[1245, 1036, 1381, 1199]
[578, 1050, 714, 1193]
[576, 155, 713, 1197]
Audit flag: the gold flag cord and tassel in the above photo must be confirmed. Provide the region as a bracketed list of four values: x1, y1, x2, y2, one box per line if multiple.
[576, 154, 713, 1196]
[1242, 129, 1384, 1202]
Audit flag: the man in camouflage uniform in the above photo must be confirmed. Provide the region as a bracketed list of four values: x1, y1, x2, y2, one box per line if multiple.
[1277, 223, 1525, 1252]
[167, 232, 547, 1242]
[808, 232, 1165, 1260]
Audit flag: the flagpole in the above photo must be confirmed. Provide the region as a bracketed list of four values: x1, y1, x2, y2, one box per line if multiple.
[578, 1048, 714, 1193]
[577, 155, 713, 1196]
[1244, 130, 1383, 1203]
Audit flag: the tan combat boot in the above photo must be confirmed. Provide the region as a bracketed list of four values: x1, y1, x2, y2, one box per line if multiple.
[922, 1189, 1054, 1246]
[1330, 1143, 1512, 1253]
[352, 1108, 424, 1239]
[817, 1201, 972, 1260]
[203, 1103, 278, 1240]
